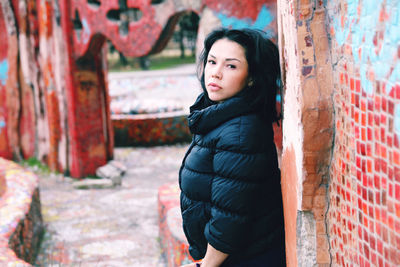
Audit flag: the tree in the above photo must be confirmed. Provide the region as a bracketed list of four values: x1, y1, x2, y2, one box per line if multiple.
[176, 12, 199, 58]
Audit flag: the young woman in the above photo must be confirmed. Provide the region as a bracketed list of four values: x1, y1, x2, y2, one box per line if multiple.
[179, 28, 286, 267]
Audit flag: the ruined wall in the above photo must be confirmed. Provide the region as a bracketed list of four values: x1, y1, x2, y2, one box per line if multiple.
[327, 0, 400, 266]
[0, 0, 70, 174]
[279, 0, 400, 266]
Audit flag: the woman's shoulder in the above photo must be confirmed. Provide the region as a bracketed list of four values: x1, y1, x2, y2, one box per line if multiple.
[214, 113, 273, 153]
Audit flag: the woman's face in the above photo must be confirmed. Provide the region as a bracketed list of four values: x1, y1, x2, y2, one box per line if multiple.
[204, 38, 249, 102]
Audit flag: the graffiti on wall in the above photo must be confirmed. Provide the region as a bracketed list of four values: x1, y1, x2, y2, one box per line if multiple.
[216, 4, 274, 32]
[0, 60, 8, 86]
[331, 0, 400, 94]
[329, 0, 400, 265]
[204, 0, 277, 37]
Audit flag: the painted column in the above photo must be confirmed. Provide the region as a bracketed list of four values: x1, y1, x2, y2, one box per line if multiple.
[17, 0, 50, 162]
[0, 1, 20, 160]
[278, 0, 334, 266]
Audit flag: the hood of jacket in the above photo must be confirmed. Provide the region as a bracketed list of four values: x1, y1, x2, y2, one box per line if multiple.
[188, 93, 258, 135]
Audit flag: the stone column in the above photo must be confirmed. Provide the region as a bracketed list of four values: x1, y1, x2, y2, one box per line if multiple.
[278, 0, 334, 266]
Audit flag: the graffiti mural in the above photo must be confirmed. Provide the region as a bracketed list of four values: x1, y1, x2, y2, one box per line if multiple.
[329, 0, 400, 266]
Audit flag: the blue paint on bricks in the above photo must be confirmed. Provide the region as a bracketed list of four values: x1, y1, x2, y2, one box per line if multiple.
[395, 104, 400, 140]
[0, 60, 9, 86]
[331, 0, 359, 46]
[388, 64, 400, 88]
[217, 4, 274, 31]
[330, 0, 400, 95]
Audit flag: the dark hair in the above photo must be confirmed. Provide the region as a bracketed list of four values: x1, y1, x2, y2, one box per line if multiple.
[198, 28, 281, 123]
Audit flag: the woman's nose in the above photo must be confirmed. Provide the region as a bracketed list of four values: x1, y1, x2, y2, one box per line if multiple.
[211, 66, 222, 79]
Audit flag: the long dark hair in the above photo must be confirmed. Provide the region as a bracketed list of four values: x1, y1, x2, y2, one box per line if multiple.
[198, 28, 281, 123]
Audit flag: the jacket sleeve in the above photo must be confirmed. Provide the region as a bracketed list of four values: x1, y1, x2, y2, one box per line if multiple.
[204, 144, 271, 254]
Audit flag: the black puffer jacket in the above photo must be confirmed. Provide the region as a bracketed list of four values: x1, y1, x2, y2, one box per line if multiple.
[179, 93, 285, 263]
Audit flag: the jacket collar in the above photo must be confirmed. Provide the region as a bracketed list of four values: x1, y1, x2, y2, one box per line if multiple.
[188, 93, 255, 134]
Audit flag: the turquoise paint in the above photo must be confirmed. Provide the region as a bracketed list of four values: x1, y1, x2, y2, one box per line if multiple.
[331, 0, 400, 95]
[82, 19, 91, 44]
[350, 0, 383, 64]
[0, 60, 9, 86]
[388, 63, 400, 87]
[253, 5, 274, 30]
[395, 104, 400, 140]
[0, 119, 5, 135]
[331, 0, 359, 46]
[217, 4, 274, 32]
[360, 64, 373, 94]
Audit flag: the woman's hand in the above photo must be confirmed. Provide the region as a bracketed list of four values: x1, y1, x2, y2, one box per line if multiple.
[181, 244, 227, 267]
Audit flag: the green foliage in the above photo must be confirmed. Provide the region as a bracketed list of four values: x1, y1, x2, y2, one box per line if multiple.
[108, 54, 195, 72]
[20, 157, 51, 174]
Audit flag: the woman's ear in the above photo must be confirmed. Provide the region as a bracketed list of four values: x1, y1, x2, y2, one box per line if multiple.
[248, 78, 254, 87]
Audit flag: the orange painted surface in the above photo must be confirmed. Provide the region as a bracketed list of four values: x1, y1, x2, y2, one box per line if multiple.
[281, 145, 298, 267]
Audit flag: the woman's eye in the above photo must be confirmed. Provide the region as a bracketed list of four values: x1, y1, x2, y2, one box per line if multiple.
[227, 64, 236, 69]
[207, 59, 216, 64]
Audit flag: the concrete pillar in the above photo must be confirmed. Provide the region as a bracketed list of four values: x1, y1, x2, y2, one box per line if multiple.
[278, 0, 334, 266]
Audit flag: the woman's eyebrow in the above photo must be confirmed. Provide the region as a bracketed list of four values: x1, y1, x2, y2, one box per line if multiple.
[208, 54, 241, 62]
[226, 58, 241, 62]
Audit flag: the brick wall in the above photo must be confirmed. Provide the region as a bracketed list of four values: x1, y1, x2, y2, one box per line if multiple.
[279, 0, 400, 266]
[278, 0, 334, 265]
[327, 0, 400, 266]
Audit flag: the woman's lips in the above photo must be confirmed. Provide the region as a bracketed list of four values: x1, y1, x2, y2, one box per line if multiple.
[208, 83, 222, 91]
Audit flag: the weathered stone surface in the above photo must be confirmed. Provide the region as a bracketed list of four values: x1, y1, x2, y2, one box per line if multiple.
[72, 178, 114, 189]
[0, 158, 43, 266]
[0, 174, 5, 197]
[158, 182, 194, 266]
[279, 0, 334, 265]
[296, 211, 317, 267]
[8, 189, 44, 264]
[95, 159, 127, 186]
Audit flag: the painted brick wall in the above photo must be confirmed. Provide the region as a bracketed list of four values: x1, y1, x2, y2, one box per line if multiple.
[327, 0, 400, 266]
[279, 0, 400, 266]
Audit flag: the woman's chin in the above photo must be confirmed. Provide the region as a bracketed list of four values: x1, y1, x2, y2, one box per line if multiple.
[210, 97, 222, 102]
[208, 93, 221, 102]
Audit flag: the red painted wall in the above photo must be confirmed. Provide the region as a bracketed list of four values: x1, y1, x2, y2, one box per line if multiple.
[0, 5, 12, 159]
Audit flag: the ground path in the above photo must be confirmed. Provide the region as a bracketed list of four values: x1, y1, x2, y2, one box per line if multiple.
[35, 145, 189, 266]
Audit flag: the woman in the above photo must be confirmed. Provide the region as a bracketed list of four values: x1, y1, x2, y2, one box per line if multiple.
[179, 28, 285, 267]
